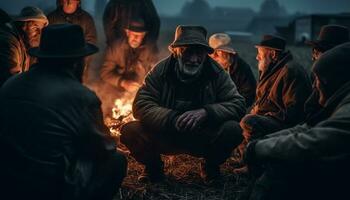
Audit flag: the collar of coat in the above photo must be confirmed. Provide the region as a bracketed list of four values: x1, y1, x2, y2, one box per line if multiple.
[259, 51, 293, 83]
[307, 81, 350, 126]
[161, 54, 223, 84]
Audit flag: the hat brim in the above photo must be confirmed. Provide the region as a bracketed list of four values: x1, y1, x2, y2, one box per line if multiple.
[254, 45, 284, 51]
[15, 17, 48, 26]
[29, 43, 99, 58]
[125, 27, 147, 33]
[305, 40, 333, 51]
[215, 46, 237, 54]
[170, 42, 214, 54]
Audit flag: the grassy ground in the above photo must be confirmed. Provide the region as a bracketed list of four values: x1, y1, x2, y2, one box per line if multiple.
[114, 154, 250, 200]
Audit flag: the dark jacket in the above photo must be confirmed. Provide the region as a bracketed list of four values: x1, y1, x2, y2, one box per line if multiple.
[133, 55, 246, 133]
[100, 38, 158, 88]
[251, 51, 312, 127]
[228, 55, 257, 107]
[48, 8, 97, 45]
[0, 22, 29, 86]
[0, 64, 116, 198]
[255, 81, 350, 166]
[103, 0, 160, 45]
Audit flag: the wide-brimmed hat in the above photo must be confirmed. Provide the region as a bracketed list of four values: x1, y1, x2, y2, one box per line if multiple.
[124, 17, 147, 33]
[29, 24, 98, 58]
[169, 25, 213, 53]
[15, 6, 48, 26]
[209, 33, 236, 54]
[306, 24, 350, 51]
[255, 34, 286, 51]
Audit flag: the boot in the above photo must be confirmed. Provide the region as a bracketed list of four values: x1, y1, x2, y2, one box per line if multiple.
[200, 162, 221, 184]
[138, 161, 164, 183]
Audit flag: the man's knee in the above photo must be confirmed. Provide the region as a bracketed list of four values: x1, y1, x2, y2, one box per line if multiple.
[219, 120, 243, 148]
[240, 114, 262, 139]
[109, 151, 128, 181]
[240, 114, 258, 130]
[120, 121, 143, 146]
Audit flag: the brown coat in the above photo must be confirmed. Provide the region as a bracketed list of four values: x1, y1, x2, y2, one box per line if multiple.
[228, 55, 256, 107]
[0, 22, 29, 86]
[100, 38, 158, 88]
[251, 51, 312, 127]
[48, 8, 97, 45]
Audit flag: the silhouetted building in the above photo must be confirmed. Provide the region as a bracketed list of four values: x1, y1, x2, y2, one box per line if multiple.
[276, 13, 350, 44]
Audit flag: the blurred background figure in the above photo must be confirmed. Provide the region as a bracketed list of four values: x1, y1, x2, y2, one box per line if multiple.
[48, 0, 96, 45]
[103, 0, 160, 46]
[100, 16, 158, 94]
[48, 0, 97, 82]
[0, 6, 47, 86]
[209, 33, 257, 108]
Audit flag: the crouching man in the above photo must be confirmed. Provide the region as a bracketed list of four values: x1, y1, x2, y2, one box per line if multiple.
[121, 25, 246, 183]
[243, 42, 350, 200]
[0, 24, 126, 200]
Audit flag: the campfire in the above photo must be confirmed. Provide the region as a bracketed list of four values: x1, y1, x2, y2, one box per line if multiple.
[105, 98, 134, 139]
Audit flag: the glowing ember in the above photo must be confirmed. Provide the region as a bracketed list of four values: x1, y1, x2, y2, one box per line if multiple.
[105, 98, 134, 138]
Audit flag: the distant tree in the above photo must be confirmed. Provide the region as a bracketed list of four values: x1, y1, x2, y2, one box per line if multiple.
[259, 0, 287, 18]
[180, 0, 211, 18]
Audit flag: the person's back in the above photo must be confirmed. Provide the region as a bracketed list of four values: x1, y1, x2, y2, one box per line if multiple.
[0, 64, 105, 199]
[0, 24, 126, 200]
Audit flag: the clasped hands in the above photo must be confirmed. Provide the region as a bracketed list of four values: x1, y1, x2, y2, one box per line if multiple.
[175, 108, 208, 132]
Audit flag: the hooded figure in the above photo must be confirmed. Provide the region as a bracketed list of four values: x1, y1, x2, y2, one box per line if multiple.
[242, 42, 350, 200]
[103, 0, 160, 46]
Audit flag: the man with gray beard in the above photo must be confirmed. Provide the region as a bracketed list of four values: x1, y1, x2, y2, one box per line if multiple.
[120, 25, 246, 183]
[235, 35, 312, 173]
[240, 35, 311, 142]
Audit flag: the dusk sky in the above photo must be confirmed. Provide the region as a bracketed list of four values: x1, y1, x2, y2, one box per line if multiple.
[153, 0, 350, 16]
[0, 0, 349, 15]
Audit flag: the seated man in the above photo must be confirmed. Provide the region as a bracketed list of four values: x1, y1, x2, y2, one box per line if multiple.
[100, 17, 158, 93]
[209, 33, 257, 107]
[48, 0, 97, 82]
[0, 24, 126, 200]
[240, 35, 312, 141]
[304, 25, 350, 117]
[103, 0, 160, 45]
[48, 0, 97, 45]
[120, 25, 246, 183]
[0, 6, 48, 86]
[243, 42, 350, 200]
